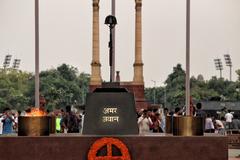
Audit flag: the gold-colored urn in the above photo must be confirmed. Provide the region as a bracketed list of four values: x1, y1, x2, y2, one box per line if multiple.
[173, 116, 204, 136]
[18, 116, 50, 136]
[165, 116, 173, 134]
[49, 116, 56, 134]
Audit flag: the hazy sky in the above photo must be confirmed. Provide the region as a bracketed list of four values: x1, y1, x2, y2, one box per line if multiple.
[0, 0, 240, 87]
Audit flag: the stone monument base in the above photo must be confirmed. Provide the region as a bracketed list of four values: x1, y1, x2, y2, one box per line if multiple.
[0, 135, 228, 160]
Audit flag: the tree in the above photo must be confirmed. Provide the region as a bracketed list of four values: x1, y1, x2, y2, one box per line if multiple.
[207, 77, 226, 100]
[164, 64, 186, 108]
[77, 73, 90, 104]
[26, 64, 90, 111]
[145, 64, 240, 109]
[236, 69, 240, 81]
[236, 69, 240, 100]
[1, 63, 239, 112]
[145, 87, 165, 105]
[0, 70, 32, 111]
[57, 63, 77, 81]
[197, 74, 204, 82]
[190, 75, 217, 101]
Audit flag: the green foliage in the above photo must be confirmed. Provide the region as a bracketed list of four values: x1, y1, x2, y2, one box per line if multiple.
[0, 63, 239, 112]
[190, 76, 218, 101]
[145, 87, 165, 105]
[145, 64, 240, 109]
[207, 76, 237, 101]
[145, 64, 186, 109]
[56, 64, 78, 81]
[27, 64, 90, 110]
[236, 69, 240, 81]
[165, 64, 186, 108]
[78, 72, 90, 105]
[0, 64, 90, 112]
[0, 69, 32, 112]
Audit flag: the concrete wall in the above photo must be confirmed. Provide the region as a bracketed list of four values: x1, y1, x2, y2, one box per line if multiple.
[0, 135, 228, 160]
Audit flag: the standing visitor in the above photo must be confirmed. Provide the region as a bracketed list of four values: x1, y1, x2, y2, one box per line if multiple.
[12, 111, 19, 133]
[2, 108, 15, 134]
[138, 110, 153, 134]
[137, 109, 144, 118]
[232, 114, 240, 130]
[205, 114, 215, 133]
[56, 112, 62, 133]
[225, 110, 233, 129]
[219, 107, 227, 120]
[60, 109, 66, 133]
[62, 105, 80, 133]
[173, 107, 181, 117]
[195, 102, 206, 130]
[79, 111, 85, 134]
[195, 103, 206, 118]
[160, 108, 169, 133]
[152, 113, 162, 133]
[0, 113, 3, 135]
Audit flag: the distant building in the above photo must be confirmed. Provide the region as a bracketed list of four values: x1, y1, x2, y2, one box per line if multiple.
[200, 101, 240, 117]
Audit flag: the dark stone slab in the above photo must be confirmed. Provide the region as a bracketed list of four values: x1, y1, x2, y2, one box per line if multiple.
[83, 88, 138, 135]
[102, 82, 120, 88]
[0, 135, 228, 160]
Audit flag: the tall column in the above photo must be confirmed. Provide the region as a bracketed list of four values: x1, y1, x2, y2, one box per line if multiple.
[112, 0, 116, 82]
[133, 0, 144, 85]
[35, 0, 40, 107]
[90, 0, 102, 85]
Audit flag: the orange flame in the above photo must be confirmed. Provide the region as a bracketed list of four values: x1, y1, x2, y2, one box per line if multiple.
[25, 108, 47, 117]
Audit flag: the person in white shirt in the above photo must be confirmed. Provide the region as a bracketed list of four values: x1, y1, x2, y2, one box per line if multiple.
[138, 110, 153, 134]
[0, 114, 3, 135]
[225, 110, 233, 129]
[205, 114, 215, 133]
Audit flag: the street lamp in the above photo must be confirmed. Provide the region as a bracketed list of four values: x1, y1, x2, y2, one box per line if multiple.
[151, 80, 156, 104]
[105, 15, 117, 82]
[224, 54, 232, 81]
[12, 59, 21, 69]
[3, 54, 12, 69]
[214, 58, 223, 78]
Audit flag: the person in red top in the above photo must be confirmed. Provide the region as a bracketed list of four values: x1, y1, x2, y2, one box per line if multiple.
[152, 113, 162, 133]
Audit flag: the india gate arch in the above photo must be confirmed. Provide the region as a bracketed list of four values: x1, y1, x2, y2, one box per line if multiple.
[89, 0, 148, 111]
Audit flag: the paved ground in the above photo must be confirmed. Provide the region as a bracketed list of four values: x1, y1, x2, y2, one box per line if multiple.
[229, 149, 240, 159]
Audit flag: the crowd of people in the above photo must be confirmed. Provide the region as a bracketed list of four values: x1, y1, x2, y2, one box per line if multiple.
[137, 108, 168, 134]
[54, 105, 85, 134]
[137, 103, 240, 135]
[0, 105, 85, 135]
[1, 102, 240, 135]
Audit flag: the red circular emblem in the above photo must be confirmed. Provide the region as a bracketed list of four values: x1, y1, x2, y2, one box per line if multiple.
[88, 137, 131, 160]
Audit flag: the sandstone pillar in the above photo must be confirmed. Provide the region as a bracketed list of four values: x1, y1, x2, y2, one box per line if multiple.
[90, 0, 102, 86]
[133, 0, 144, 85]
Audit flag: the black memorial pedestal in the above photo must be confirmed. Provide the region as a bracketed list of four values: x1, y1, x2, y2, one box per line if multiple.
[83, 86, 139, 135]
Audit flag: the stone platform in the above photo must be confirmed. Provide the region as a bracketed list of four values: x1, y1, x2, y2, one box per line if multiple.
[228, 134, 240, 149]
[0, 135, 228, 160]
